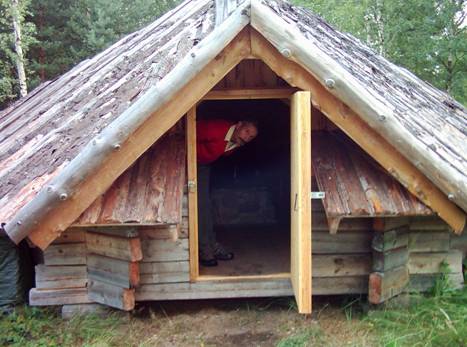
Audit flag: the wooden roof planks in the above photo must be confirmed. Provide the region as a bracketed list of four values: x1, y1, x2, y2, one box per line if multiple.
[312, 131, 433, 233]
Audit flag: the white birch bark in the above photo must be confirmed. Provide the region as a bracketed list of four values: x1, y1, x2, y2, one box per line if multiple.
[11, 0, 28, 97]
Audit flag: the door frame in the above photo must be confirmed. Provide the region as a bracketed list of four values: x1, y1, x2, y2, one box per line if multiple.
[186, 89, 311, 314]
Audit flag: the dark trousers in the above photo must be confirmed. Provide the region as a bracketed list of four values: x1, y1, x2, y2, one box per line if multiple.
[197, 164, 216, 254]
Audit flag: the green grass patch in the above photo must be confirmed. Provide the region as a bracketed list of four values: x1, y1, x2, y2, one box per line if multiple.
[0, 305, 126, 347]
[366, 283, 467, 347]
[276, 326, 326, 347]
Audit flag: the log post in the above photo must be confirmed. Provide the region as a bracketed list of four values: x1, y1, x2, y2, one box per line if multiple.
[369, 218, 410, 304]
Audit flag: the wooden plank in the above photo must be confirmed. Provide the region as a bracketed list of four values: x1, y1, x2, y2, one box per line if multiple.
[408, 231, 450, 252]
[53, 228, 86, 244]
[313, 276, 368, 295]
[186, 108, 199, 281]
[43, 243, 86, 265]
[372, 247, 409, 272]
[139, 225, 178, 241]
[406, 273, 464, 292]
[85, 232, 142, 262]
[409, 217, 450, 231]
[312, 230, 371, 254]
[203, 88, 297, 100]
[372, 228, 409, 252]
[88, 279, 135, 311]
[141, 239, 189, 262]
[450, 232, 467, 255]
[87, 254, 140, 288]
[408, 251, 463, 275]
[35, 265, 87, 290]
[135, 276, 368, 301]
[290, 91, 312, 314]
[29, 288, 92, 306]
[249, 28, 466, 233]
[369, 266, 409, 304]
[25, 27, 251, 249]
[86, 227, 138, 238]
[313, 254, 371, 277]
[140, 261, 189, 284]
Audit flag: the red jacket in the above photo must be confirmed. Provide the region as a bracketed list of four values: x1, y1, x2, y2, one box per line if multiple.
[197, 119, 237, 164]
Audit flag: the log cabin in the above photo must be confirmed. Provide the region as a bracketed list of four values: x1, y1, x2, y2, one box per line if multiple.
[0, 0, 465, 314]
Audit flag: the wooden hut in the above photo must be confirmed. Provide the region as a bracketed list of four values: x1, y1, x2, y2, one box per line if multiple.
[0, 0, 465, 314]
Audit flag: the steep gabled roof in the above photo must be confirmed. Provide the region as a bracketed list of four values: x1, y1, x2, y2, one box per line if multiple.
[0, 0, 465, 248]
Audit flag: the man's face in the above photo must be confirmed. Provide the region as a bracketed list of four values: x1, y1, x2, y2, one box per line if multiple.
[233, 121, 258, 146]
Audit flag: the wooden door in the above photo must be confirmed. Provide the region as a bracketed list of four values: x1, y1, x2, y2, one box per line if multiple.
[290, 91, 312, 314]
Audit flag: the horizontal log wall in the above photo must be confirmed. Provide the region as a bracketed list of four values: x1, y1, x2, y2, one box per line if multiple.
[30, 214, 464, 306]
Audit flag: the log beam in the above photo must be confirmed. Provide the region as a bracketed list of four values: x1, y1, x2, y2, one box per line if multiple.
[250, 29, 466, 233]
[24, 28, 251, 249]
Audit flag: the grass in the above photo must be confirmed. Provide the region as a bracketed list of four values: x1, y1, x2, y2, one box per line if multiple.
[365, 275, 467, 347]
[0, 306, 126, 347]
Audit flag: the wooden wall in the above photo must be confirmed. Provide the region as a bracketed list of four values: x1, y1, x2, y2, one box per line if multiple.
[29, 210, 465, 306]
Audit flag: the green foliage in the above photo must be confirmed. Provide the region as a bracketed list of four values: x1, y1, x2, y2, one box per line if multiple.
[365, 267, 467, 347]
[292, 0, 467, 106]
[0, 305, 125, 347]
[0, 0, 36, 104]
[276, 326, 326, 347]
[0, 0, 179, 108]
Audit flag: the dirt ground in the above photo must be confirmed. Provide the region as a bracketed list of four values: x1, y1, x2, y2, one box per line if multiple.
[117, 296, 377, 347]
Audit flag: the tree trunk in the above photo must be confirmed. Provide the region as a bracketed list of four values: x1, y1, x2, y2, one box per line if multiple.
[11, 0, 28, 97]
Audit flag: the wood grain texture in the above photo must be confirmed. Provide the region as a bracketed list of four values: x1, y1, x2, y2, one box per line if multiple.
[87, 254, 140, 288]
[43, 243, 86, 265]
[85, 232, 143, 262]
[186, 108, 199, 281]
[408, 251, 463, 274]
[250, 28, 465, 233]
[88, 279, 135, 311]
[35, 265, 87, 290]
[290, 91, 312, 314]
[29, 288, 92, 306]
[141, 239, 189, 262]
[369, 266, 409, 304]
[75, 131, 186, 225]
[312, 132, 433, 228]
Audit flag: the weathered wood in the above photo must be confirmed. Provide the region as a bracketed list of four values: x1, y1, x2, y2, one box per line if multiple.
[87, 254, 140, 288]
[85, 227, 138, 238]
[373, 218, 410, 232]
[408, 231, 450, 252]
[406, 273, 464, 292]
[141, 239, 189, 262]
[43, 243, 86, 265]
[138, 225, 178, 241]
[140, 261, 189, 275]
[29, 288, 92, 306]
[372, 247, 409, 272]
[53, 228, 86, 244]
[290, 91, 312, 314]
[250, 0, 467, 216]
[35, 265, 87, 290]
[372, 228, 409, 252]
[13, 11, 251, 249]
[136, 275, 368, 301]
[408, 251, 463, 274]
[203, 88, 297, 100]
[313, 254, 371, 277]
[249, 28, 466, 233]
[75, 131, 186, 226]
[450, 232, 467, 255]
[186, 108, 199, 281]
[85, 232, 142, 262]
[312, 230, 372, 254]
[409, 217, 450, 231]
[369, 266, 409, 304]
[88, 279, 135, 311]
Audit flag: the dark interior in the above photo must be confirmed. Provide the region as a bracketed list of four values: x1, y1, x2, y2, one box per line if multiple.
[197, 99, 291, 277]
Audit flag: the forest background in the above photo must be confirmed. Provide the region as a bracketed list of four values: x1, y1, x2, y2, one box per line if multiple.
[0, 0, 465, 110]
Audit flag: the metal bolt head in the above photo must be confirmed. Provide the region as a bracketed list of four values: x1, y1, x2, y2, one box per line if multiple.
[59, 193, 68, 201]
[378, 114, 387, 122]
[325, 79, 335, 89]
[448, 193, 455, 200]
[281, 48, 292, 58]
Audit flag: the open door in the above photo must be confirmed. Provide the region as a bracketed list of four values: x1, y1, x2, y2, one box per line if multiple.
[290, 91, 312, 314]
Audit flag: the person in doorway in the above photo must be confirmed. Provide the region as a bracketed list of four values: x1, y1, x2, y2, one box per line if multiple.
[197, 119, 258, 267]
